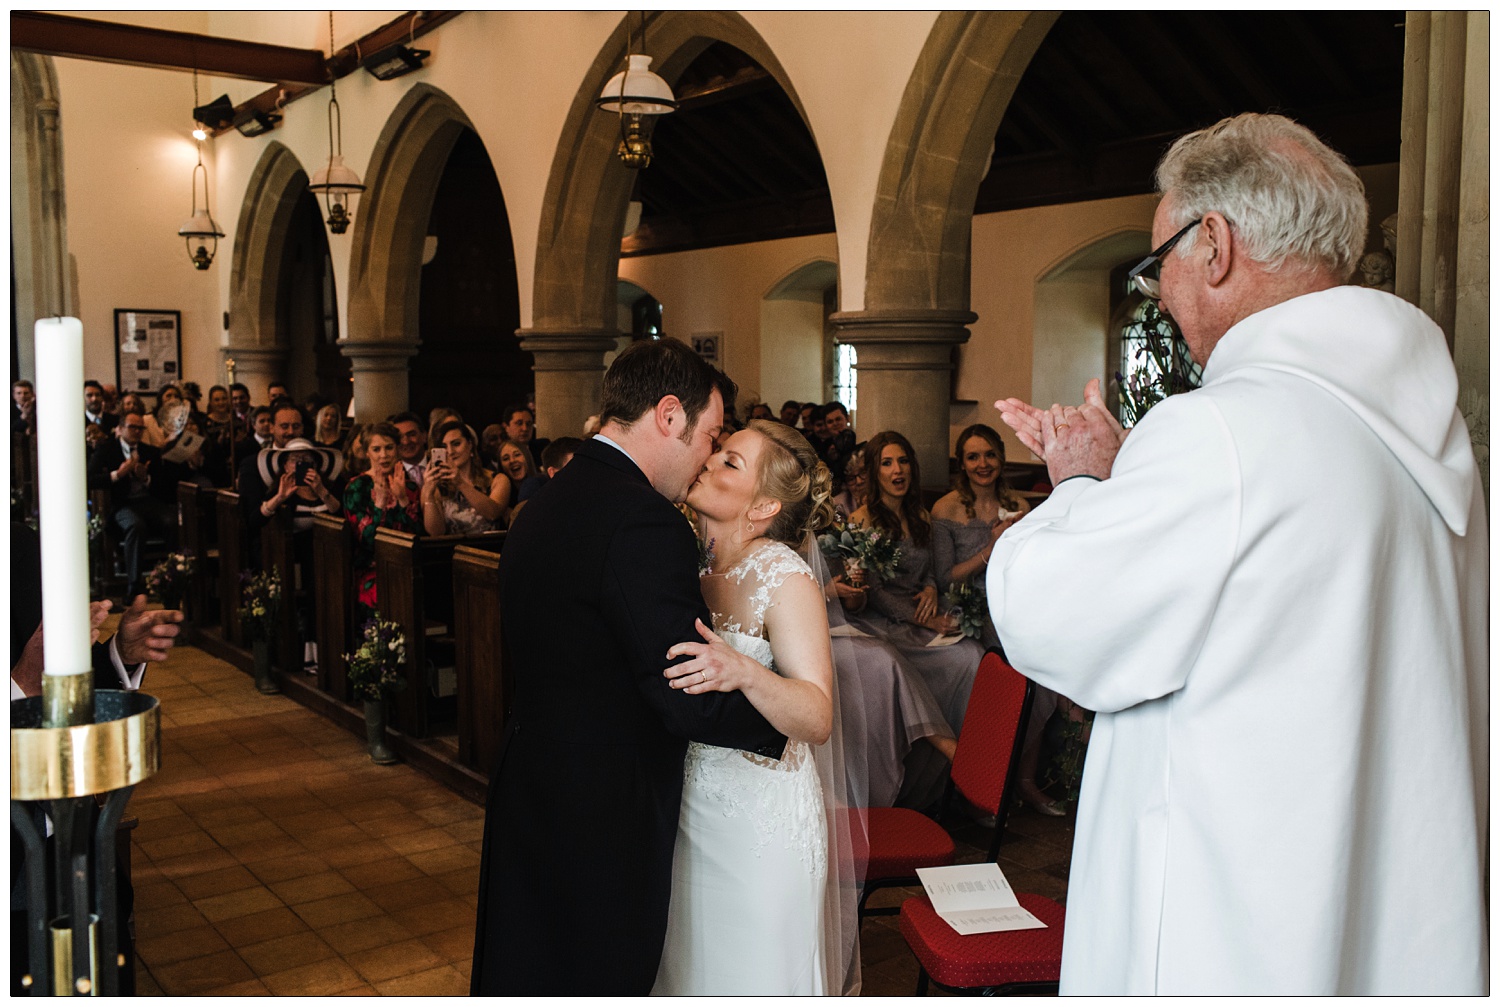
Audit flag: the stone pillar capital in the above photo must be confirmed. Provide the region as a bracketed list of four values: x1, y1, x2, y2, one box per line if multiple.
[338, 339, 421, 373]
[517, 328, 619, 441]
[827, 309, 976, 490]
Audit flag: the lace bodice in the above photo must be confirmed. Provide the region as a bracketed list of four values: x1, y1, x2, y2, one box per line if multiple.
[685, 540, 825, 873]
[702, 540, 816, 640]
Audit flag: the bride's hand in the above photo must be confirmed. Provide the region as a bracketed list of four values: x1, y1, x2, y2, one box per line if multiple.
[664, 618, 762, 695]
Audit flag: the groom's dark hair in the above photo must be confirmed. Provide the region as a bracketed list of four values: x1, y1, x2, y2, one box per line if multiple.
[599, 337, 736, 433]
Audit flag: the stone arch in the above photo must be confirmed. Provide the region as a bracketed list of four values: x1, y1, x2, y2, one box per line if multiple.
[342, 83, 481, 422]
[11, 51, 73, 379]
[863, 11, 1057, 314]
[225, 141, 315, 392]
[525, 11, 818, 436]
[830, 11, 1057, 488]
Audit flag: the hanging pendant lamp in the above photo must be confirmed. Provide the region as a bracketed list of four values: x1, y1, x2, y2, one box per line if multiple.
[179, 69, 225, 269]
[595, 12, 677, 169]
[308, 11, 366, 233]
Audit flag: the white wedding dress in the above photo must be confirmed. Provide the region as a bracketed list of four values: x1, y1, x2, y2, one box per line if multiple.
[651, 541, 831, 995]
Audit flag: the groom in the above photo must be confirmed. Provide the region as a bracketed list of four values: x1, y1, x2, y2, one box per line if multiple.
[471, 338, 787, 995]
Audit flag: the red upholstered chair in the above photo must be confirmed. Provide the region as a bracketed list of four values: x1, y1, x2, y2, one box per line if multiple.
[898, 890, 1065, 995]
[853, 649, 1035, 918]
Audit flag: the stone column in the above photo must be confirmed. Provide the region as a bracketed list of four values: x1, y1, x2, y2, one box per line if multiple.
[828, 309, 974, 491]
[220, 346, 288, 400]
[1398, 10, 1488, 496]
[518, 329, 619, 440]
[340, 340, 418, 425]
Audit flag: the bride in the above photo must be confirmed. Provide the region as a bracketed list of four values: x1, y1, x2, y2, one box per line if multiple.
[651, 420, 859, 996]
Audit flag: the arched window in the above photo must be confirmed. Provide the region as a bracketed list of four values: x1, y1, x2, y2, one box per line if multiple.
[1117, 297, 1201, 427]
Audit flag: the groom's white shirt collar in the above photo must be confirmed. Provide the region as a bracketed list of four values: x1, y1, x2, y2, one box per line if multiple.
[592, 433, 643, 473]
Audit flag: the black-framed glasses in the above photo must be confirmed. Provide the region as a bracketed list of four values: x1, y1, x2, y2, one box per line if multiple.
[1127, 219, 1202, 299]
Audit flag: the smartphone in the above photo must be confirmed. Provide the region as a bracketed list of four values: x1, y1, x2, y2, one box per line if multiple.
[294, 460, 315, 485]
[430, 447, 448, 466]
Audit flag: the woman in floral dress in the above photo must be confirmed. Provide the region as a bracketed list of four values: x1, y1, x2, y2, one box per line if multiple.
[343, 422, 421, 617]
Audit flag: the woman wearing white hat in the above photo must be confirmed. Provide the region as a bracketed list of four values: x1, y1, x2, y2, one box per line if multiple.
[258, 437, 344, 672]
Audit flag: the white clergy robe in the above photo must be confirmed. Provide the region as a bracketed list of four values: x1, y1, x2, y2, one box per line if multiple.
[987, 286, 1487, 995]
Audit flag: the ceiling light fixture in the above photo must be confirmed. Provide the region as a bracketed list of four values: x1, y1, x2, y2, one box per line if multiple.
[179, 69, 224, 270]
[307, 11, 366, 234]
[595, 12, 677, 170]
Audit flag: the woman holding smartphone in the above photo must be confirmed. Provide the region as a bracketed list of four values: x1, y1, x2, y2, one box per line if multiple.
[420, 419, 509, 535]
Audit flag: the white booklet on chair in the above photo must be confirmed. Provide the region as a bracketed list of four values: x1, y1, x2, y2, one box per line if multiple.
[916, 863, 1048, 935]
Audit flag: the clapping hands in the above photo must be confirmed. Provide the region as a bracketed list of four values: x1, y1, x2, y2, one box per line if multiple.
[996, 378, 1126, 485]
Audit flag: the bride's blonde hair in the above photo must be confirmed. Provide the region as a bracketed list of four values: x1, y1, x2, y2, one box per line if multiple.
[747, 420, 835, 544]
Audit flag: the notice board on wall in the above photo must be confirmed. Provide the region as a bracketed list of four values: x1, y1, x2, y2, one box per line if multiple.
[114, 309, 182, 397]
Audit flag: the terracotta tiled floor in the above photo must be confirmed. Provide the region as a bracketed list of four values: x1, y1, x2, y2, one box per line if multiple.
[124, 640, 1072, 996]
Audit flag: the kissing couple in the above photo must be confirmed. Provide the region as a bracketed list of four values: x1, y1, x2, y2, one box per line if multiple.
[471, 338, 861, 995]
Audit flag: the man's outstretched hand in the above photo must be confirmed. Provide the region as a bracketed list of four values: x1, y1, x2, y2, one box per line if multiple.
[996, 378, 1127, 484]
[115, 595, 184, 665]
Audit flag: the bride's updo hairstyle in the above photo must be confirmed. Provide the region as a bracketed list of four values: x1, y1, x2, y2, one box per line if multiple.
[747, 420, 836, 544]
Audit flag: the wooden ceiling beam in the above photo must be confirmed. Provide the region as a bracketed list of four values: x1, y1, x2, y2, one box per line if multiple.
[10, 11, 329, 84]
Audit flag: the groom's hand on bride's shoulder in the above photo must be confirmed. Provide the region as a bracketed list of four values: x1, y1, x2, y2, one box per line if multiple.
[664, 619, 758, 695]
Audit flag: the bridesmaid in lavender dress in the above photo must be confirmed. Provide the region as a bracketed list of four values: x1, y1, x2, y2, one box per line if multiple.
[931, 424, 1063, 816]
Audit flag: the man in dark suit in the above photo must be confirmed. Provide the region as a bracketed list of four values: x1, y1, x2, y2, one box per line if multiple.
[86, 410, 174, 598]
[84, 380, 119, 436]
[471, 339, 786, 995]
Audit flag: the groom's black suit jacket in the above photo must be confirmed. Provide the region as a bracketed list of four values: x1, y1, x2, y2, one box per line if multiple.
[470, 438, 786, 995]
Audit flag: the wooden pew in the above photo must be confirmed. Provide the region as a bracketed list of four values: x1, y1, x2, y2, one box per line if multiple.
[311, 512, 356, 702]
[215, 490, 247, 646]
[261, 509, 302, 682]
[175, 483, 217, 624]
[374, 528, 504, 739]
[452, 542, 510, 775]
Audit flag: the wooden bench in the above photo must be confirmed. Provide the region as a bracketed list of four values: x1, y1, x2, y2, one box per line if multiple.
[261, 509, 302, 683]
[215, 490, 247, 647]
[452, 542, 510, 775]
[374, 528, 504, 739]
[311, 512, 357, 702]
[175, 483, 221, 625]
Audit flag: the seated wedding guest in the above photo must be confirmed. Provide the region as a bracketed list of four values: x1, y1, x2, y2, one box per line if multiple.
[498, 438, 545, 504]
[502, 401, 549, 470]
[312, 403, 343, 448]
[237, 402, 304, 567]
[508, 436, 584, 523]
[747, 402, 775, 422]
[84, 421, 107, 456]
[344, 423, 421, 617]
[180, 381, 207, 428]
[930, 424, 1060, 815]
[846, 431, 984, 780]
[798, 401, 816, 431]
[12, 380, 35, 435]
[818, 401, 857, 485]
[342, 422, 370, 478]
[428, 407, 460, 442]
[780, 400, 802, 425]
[139, 384, 184, 447]
[829, 448, 869, 519]
[420, 420, 509, 535]
[257, 436, 344, 670]
[203, 384, 237, 450]
[387, 411, 428, 487]
[479, 423, 505, 470]
[86, 409, 175, 599]
[160, 412, 220, 491]
[228, 382, 252, 432]
[541, 436, 582, 478]
[267, 380, 290, 405]
[84, 379, 119, 434]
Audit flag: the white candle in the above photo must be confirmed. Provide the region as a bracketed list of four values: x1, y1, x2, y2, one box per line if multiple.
[34, 317, 92, 678]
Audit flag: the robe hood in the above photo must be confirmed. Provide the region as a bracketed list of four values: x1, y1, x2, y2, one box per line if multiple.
[1200, 285, 1476, 535]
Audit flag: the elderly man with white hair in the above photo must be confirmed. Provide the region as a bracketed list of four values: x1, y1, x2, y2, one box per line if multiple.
[988, 113, 1487, 995]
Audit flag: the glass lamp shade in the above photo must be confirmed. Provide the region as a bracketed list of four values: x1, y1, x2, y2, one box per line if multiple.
[178, 209, 224, 240]
[308, 155, 366, 197]
[596, 54, 678, 115]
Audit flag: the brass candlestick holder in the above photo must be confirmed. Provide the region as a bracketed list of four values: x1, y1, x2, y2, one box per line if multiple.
[11, 676, 160, 996]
